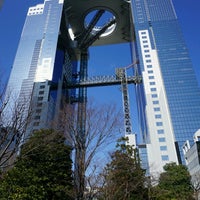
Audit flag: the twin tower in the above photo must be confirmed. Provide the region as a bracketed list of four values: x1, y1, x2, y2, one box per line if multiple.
[4, 0, 200, 175]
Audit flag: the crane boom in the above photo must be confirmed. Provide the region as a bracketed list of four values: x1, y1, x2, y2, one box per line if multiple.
[116, 66, 137, 147]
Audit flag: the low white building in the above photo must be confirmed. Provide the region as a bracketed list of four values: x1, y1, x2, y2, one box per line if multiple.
[183, 129, 200, 199]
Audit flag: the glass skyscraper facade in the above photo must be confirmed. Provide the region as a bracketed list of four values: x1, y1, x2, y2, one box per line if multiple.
[4, 0, 77, 139]
[4, 0, 133, 143]
[4, 0, 200, 175]
[131, 0, 200, 174]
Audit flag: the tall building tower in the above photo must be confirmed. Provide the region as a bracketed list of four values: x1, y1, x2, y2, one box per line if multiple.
[3, 0, 71, 139]
[4, 0, 200, 177]
[3, 1, 134, 195]
[131, 0, 200, 174]
[3, 0, 133, 142]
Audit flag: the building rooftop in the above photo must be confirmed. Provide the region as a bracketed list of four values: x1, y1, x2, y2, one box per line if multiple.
[63, 0, 134, 46]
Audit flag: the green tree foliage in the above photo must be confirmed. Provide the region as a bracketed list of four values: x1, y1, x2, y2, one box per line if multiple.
[0, 129, 74, 200]
[152, 162, 193, 200]
[100, 137, 147, 200]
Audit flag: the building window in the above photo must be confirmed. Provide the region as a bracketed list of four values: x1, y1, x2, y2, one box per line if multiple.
[141, 31, 146, 35]
[143, 45, 149, 48]
[152, 94, 157, 98]
[161, 155, 169, 161]
[39, 91, 44, 95]
[155, 114, 161, 119]
[150, 82, 155, 85]
[146, 59, 151, 63]
[37, 103, 43, 107]
[144, 49, 149, 53]
[151, 88, 157, 92]
[149, 76, 154, 79]
[145, 54, 150, 58]
[148, 70, 153, 74]
[157, 129, 164, 134]
[36, 109, 42, 113]
[34, 116, 40, 120]
[154, 107, 160, 111]
[159, 137, 166, 142]
[156, 122, 163, 126]
[33, 122, 40, 126]
[160, 146, 167, 151]
[38, 97, 43, 101]
[153, 100, 159, 105]
[40, 85, 45, 89]
[147, 65, 152, 68]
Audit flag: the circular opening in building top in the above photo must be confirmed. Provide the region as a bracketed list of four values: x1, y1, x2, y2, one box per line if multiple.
[84, 10, 116, 37]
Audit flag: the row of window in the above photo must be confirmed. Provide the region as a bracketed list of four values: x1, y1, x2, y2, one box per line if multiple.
[34, 84, 46, 127]
[160, 146, 167, 151]
[29, 11, 43, 15]
[30, 7, 43, 11]
[140, 30, 169, 162]
[151, 88, 169, 161]
[135, 1, 145, 23]
[149, 78, 168, 161]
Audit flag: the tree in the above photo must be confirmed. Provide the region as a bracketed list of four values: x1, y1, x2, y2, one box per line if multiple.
[0, 79, 32, 170]
[0, 129, 74, 200]
[152, 162, 193, 200]
[191, 173, 200, 200]
[55, 101, 123, 200]
[100, 137, 147, 200]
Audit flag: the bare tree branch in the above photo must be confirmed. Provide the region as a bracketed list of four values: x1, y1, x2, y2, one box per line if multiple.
[0, 82, 32, 170]
[53, 99, 123, 199]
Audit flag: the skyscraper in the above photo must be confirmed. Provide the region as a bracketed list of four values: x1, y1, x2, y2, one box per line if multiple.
[3, 1, 133, 195]
[3, 0, 200, 176]
[131, 0, 200, 174]
[3, 0, 69, 139]
[3, 0, 132, 141]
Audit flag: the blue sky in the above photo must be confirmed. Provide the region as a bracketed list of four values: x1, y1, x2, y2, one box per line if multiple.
[0, 0, 200, 134]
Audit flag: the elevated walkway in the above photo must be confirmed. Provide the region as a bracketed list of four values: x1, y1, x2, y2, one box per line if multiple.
[66, 75, 142, 88]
